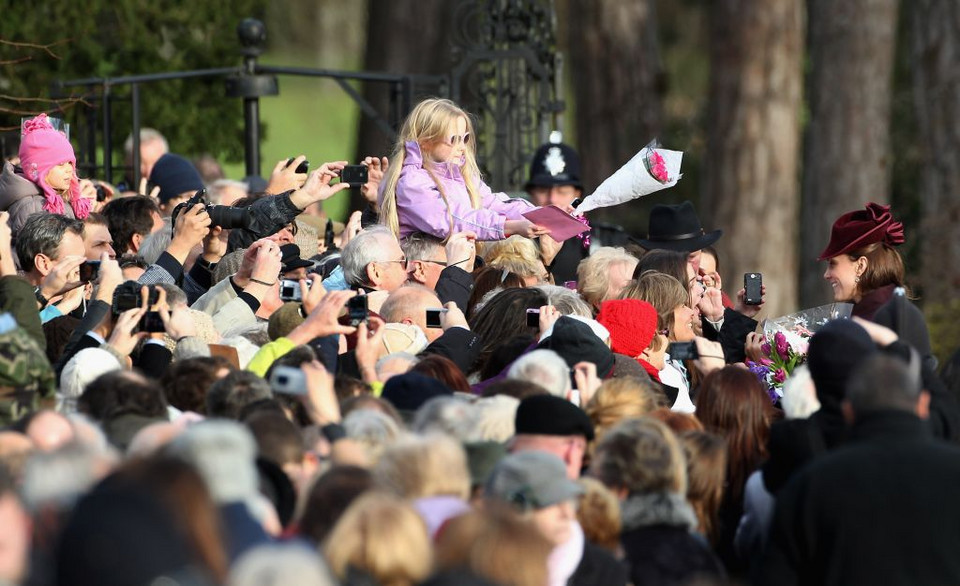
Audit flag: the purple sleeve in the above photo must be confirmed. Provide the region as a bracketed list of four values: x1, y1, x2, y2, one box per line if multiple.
[396, 169, 509, 241]
[478, 179, 538, 220]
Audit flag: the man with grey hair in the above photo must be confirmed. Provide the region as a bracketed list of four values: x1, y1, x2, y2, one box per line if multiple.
[401, 230, 477, 310]
[759, 352, 960, 586]
[206, 178, 249, 207]
[341, 226, 409, 296]
[507, 349, 572, 399]
[123, 127, 169, 182]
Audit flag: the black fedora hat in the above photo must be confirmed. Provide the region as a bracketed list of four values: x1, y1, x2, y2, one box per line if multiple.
[636, 201, 722, 252]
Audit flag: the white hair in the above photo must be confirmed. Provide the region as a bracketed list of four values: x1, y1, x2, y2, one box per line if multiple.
[375, 352, 419, 381]
[207, 179, 249, 205]
[123, 128, 169, 157]
[341, 226, 397, 287]
[229, 544, 336, 586]
[342, 409, 403, 464]
[166, 420, 259, 504]
[467, 394, 520, 443]
[21, 441, 106, 513]
[506, 349, 571, 397]
[411, 396, 478, 441]
[535, 284, 592, 317]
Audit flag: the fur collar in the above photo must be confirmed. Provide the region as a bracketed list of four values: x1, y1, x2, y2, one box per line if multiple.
[621, 491, 698, 533]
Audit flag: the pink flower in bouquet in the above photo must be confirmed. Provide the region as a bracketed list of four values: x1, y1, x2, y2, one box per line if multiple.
[759, 357, 773, 367]
[761, 341, 772, 356]
[773, 368, 787, 384]
[650, 151, 669, 183]
[774, 332, 790, 360]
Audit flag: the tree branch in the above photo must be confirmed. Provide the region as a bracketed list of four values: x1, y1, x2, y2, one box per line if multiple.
[0, 39, 69, 59]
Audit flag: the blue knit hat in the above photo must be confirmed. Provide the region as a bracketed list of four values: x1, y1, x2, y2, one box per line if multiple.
[149, 153, 204, 204]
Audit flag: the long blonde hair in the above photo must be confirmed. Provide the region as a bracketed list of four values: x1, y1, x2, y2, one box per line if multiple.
[380, 98, 484, 239]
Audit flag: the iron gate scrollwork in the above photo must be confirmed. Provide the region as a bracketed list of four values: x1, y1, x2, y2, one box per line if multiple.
[450, 0, 564, 193]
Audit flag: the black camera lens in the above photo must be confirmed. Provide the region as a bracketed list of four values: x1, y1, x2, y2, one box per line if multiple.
[95, 185, 108, 202]
[207, 205, 252, 230]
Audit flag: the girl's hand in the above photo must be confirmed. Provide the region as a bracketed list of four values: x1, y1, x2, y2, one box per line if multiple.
[504, 219, 550, 239]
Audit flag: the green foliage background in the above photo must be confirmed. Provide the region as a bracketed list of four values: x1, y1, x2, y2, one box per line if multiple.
[0, 0, 266, 163]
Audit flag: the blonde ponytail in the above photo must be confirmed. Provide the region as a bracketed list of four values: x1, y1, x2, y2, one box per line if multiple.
[379, 145, 406, 237]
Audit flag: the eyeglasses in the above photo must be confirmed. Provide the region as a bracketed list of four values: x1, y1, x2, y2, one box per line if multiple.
[379, 258, 408, 270]
[421, 259, 448, 267]
[444, 133, 470, 146]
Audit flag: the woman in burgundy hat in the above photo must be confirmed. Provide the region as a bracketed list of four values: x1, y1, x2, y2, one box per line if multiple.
[819, 202, 907, 320]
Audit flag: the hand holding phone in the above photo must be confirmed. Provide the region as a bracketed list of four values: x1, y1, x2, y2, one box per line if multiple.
[347, 294, 368, 327]
[340, 165, 369, 188]
[668, 341, 699, 361]
[426, 308, 448, 329]
[744, 273, 763, 306]
[287, 157, 310, 174]
[270, 365, 308, 395]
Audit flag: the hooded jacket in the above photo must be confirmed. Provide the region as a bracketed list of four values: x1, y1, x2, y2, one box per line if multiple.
[391, 141, 536, 241]
[0, 161, 75, 237]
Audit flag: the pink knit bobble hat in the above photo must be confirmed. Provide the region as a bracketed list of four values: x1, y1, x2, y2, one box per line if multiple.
[19, 114, 91, 219]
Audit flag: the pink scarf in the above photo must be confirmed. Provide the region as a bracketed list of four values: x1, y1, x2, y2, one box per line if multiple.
[19, 114, 91, 219]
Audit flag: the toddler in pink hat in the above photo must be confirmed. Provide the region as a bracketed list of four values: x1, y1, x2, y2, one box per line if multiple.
[18, 114, 91, 220]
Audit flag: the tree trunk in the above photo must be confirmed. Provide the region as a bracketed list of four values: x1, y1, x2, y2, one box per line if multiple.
[799, 0, 900, 307]
[353, 0, 452, 208]
[702, 0, 804, 318]
[912, 1, 960, 303]
[568, 0, 663, 196]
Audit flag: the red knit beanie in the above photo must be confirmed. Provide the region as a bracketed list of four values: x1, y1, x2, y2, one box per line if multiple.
[596, 298, 659, 358]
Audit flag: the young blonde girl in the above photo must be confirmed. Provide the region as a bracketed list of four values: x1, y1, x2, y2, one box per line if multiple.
[379, 98, 546, 242]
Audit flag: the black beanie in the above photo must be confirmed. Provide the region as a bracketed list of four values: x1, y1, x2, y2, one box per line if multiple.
[515, 394, 594, 440]
[150, 153, 204, 204]
[807, 319, 876, 408]
[536, 317, 616, 379]
[381, 372, 452, 412]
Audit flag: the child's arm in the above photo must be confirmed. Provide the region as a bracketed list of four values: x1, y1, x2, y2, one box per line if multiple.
[397, 171, 520, 241]
[477, 179, 538, 220]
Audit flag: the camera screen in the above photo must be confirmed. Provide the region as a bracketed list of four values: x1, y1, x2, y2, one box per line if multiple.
[426, 308, 445, 329]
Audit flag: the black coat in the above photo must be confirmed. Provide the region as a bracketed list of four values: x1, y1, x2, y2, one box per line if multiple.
[619, 493, 725, 586]
[568, 541, 628, 586]
[702, 307, 757, 364]
[547, 237, 589, 286]
[758, 410, 960, 586]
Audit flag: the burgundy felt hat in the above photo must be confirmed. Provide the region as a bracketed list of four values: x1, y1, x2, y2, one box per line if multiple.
[817, 202, 905, 261]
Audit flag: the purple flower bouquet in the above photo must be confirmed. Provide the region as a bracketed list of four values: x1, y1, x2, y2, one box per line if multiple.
[747, 303, 854, 402]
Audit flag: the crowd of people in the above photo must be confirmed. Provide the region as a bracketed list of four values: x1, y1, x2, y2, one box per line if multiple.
[0, 99, 957, 586]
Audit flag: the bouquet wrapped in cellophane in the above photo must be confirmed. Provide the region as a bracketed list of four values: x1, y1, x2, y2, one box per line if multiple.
[747, 303, 854, 401]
